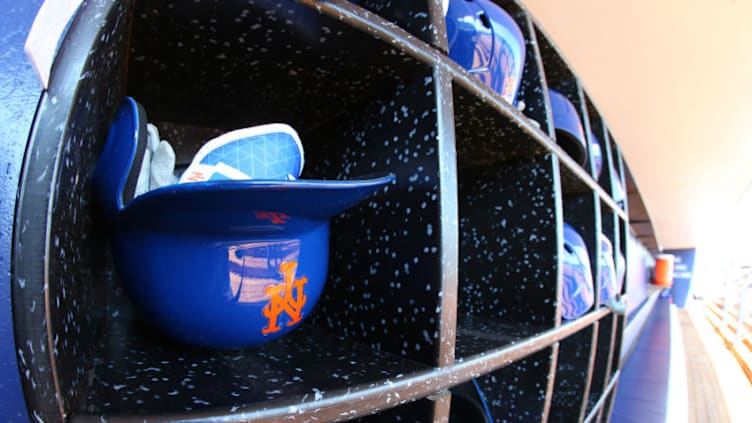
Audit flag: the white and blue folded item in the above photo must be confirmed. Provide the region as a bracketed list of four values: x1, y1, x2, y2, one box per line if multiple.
[590, 130, 603, 179]
[611, 165, 626, 206]
[179, 123, 304, 183]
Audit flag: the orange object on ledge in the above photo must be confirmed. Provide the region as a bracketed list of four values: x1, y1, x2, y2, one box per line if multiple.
[653, 254, 675, 287]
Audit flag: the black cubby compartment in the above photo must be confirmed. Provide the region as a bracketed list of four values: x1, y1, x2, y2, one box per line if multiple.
[12, 0, 631, 421]
[475, 347, 557, 422]
[604, 132, 621, 205]
[304, 67, 447, 365]
[344, 0, 438, 46]
[440, 0, 553, 134]
[98, 0, 449, 417]
[554, 89, 597, 196]
[610, 314, 627, 380]
[13, 0, 452, 421]
[617, 216, 630, 297]
[535, 24, 577, 95]
[562, 191, 600, 303]
[128, 0, 426, 137]
[497, 0, 554, 130]
[355, 398, 437, 423]
[456, 153, 559, 358]
[585, 314, 618, 418]
[584, 94, 614, 194]
[599, 202, 618, 305]
[536, 27, 591, 172]
[550, 190, 599, 423]
[131, 0, 446, 365]
[601, 388, 619, 423]
[451, 0, 560, 355]
[549, 325, 597, 423]
[607, 132, 628, 210]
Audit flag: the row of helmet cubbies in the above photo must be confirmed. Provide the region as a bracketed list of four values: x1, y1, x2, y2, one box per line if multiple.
[11, 0, 631, 422]
[532, 3, 629, 422]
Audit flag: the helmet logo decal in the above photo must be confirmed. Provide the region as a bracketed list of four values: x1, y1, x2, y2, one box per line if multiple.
[182, 169, 207, 182]
[499, 48, 517, 101]
[261, 260, 308, 335]
[256, 211, 291, 224]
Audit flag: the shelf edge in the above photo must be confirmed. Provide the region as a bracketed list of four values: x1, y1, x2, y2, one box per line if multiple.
[72, 309, 611, 423]
[584, 370, 621, 423]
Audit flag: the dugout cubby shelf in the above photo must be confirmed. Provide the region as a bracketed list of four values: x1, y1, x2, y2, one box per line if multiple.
[11, 1, 631, 422]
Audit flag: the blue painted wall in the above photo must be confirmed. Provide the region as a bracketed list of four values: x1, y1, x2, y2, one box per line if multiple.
[0, 0, 44, 419]
[626, 232, 654, 318]
[666, 248, 696, 308]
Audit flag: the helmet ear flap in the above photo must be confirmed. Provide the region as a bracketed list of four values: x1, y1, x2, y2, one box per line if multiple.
[92, 97, 149, 220]
[548, 89, 588, 166]
[555, 129, 587, 166]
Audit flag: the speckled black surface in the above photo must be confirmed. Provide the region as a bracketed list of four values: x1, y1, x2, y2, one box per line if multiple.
[610, 315, 625, 378]
[535, 26, 578, 96]
[611, 145, 625, 184]
[603, 388, 618, 422]
[127, 0, 426, 133]
[559, 166, 590, 196]
[476, 348, 554, 422]
[601, 207, 617, 244]
[609, 138, 627, 211]
[457, 156, 559, 328]
[618, 218, 629, 293]
[600, 207, 618, 306]
[306, 68, 444, 366]
[536, 26, 593, 172]
[584, 94, 613, 189]
[12, 0, 130, 420]
[597, 130, 617, 198]
[455, 315, 547, 359]
[453, 84, 547, 167]
[587, 315, 616, 414]
[549, 325, 595, 422]
[77, 314, 428, 416]
[354, 398, 435, 423]
[347, 0, 436, 45]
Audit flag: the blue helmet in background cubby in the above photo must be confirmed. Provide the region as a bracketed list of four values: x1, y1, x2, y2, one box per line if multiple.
[590, 130, 604, 179]
[562, 223, 595, 320]
[611, 164, 626, 207]
[548, 88, 588, 166]
[598, 234, 618, 304]
[445, 0, 526, 104]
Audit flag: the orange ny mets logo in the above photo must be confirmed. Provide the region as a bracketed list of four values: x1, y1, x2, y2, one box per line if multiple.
[256, 211, 291, 225]
[261, 261, 308, 335]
